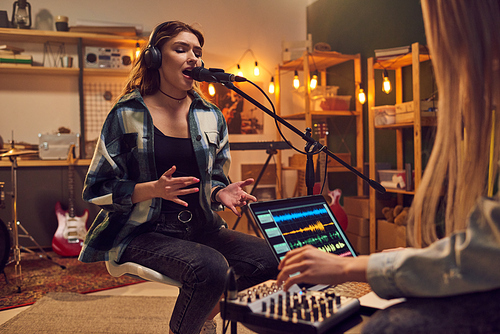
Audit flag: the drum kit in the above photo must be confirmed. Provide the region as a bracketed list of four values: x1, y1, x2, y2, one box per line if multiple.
[0, 144, 64, 292]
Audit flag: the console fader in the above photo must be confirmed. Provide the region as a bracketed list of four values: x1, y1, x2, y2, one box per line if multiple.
[221, 280, 360, 334]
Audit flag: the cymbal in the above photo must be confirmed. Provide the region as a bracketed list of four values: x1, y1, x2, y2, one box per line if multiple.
[0, 148, 38, 157]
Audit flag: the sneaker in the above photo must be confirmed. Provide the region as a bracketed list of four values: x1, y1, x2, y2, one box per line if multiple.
[200, 319, 217, 334]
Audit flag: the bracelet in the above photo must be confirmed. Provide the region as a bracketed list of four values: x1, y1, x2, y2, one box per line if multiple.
[211, 186, 225, 204]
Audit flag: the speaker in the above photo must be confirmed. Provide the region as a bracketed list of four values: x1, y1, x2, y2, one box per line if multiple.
[144, 21, 172, 70]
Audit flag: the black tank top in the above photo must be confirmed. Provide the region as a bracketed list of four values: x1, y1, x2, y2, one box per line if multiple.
[154, 127, 201, 213]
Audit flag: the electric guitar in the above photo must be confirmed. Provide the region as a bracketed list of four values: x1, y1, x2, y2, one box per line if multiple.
[313, 122, 348, 231]
[52, 145, 89, 257]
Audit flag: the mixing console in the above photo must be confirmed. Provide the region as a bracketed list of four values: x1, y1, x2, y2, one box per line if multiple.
[221, 280, 360, 334]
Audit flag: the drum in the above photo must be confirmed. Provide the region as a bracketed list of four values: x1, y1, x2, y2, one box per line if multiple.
[0, 182, 4, 209]
[0, 219, 10, 274]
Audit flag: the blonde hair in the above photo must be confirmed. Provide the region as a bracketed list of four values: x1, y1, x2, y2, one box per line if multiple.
[408, 0, 500, 246]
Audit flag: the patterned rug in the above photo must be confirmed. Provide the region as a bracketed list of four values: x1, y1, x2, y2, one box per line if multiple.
[0, 251, 144, 310]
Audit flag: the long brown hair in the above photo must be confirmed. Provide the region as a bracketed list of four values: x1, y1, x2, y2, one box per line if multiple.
[121, 21, 205, 98]
[409, 0, 500, 246]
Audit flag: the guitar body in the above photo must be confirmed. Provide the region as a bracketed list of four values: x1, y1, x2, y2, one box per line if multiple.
[52, 201, 88, 257]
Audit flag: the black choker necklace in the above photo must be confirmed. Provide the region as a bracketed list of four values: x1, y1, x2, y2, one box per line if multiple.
[158, 88, 187, 103]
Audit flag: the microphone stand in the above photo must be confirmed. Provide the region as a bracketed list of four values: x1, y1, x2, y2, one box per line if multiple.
[223, 81, 386, 195]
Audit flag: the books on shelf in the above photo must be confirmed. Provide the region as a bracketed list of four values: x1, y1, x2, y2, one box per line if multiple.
[374, 45, 411, 60]
[0, 44, 25, 54]
[0, 45, 32, 66]
[0, 53, 32, 66]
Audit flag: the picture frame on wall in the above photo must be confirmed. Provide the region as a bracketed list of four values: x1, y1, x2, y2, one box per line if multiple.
[200, 82, 264, 135]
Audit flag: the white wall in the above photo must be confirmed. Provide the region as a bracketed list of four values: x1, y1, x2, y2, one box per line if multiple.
[1, 0, 308, 195]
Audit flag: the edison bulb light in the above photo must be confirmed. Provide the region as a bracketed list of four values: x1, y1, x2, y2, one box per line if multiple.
[208, 83, 216, 96]
[254, 61, 260, 76]
[293, 71, 300, 89]
[268, 77, 275, 94]
[310, 74, 318, 90]
[382, 70, 392, 94]
[358, 88, 366, 104]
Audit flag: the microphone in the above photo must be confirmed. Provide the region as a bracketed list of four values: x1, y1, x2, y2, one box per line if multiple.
[185, 67, 246, 83]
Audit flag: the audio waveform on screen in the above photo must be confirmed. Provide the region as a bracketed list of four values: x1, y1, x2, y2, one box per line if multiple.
[318, 242, 346, 253]
[288, 231, 342, 248]
[282, 221, 335, 236]
[273, 206, 328, 223]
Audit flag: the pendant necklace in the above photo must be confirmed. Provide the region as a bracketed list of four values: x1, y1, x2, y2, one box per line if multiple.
[159, 88, 187, 103]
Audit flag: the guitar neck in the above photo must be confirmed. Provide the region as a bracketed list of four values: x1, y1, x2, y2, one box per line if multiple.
[68, 164, 75, 218]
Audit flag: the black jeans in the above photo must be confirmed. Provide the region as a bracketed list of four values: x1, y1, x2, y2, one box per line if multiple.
[119, 211, 278, 334]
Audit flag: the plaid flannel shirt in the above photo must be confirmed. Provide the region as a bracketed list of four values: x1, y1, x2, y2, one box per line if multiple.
[78, 89, 230, 263]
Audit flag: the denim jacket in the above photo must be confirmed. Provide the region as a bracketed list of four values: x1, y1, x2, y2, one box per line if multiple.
[368, 192, 500, 299]
[78, 89, 230, 263]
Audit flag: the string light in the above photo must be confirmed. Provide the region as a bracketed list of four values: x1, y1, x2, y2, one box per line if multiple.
[268, 77, 275, 94]
[382, 69, 392, 94]
[237, 64, 243, 77]
[135, 42, 141, 60]
[208, 83, 216, 96]
[254, 61, 260, 76]
[358, 85, 366, 104]
[310, 71, 318, 90]
[293, 70, 300, 89]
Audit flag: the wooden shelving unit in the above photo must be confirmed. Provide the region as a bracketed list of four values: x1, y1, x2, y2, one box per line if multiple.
[367, 42, 434, 251]
[0, 27, 146, 160]
[275, 50, 364, 197]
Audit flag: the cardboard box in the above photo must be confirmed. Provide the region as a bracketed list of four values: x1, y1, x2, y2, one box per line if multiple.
[343, 196, 393, 219]
[346, 215, 369, 237]
[395, 101, 435, 114]
[376, 219, 407, 251]
[345, 231, 370, 255]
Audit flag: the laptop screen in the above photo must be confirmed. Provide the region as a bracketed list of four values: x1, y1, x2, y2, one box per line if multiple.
[248, 195, 357, 263]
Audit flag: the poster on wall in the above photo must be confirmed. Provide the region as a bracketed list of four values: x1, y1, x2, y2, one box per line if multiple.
[200, 82, 264, 135]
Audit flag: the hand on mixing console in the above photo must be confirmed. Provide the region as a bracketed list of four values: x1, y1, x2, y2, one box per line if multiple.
[277, 245, 369, 291]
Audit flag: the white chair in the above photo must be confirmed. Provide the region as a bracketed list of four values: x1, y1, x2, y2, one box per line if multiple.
[105, 253, 182, 287]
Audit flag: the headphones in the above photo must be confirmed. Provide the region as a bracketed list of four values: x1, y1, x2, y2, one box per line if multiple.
[144, 21, 172, 70]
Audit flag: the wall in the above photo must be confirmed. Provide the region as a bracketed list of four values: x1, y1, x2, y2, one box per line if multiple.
[0, 1, 309, 247]
[1, 0, 309, 183]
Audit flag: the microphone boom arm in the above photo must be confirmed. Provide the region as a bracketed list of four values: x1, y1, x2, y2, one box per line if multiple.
[223, 81, 386, 194]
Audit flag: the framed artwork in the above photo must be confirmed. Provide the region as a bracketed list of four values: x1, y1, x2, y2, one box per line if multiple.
[200, 82, 264, 135]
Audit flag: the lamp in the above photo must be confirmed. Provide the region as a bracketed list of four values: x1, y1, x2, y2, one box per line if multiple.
[382, 69, 392, 94]
[11, 0, 31, 29]
[358, 83, 366, 104]
[268, 77, 275, 94]
[208, 83, 216, 96]
[293, 70, 300, 89]
[254, 61, 260, 76]
[310, 71, 318, 90]
[135, 42, 141, 60]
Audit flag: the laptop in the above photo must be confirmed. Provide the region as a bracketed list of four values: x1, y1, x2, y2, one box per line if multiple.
[248, 194, 373, 298]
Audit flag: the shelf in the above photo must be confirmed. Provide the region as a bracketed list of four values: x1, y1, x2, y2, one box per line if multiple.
[282, 110, 360, 120]
[0, 27, 144, 47]
[384, 188, 416, 195]
[368, 42, 430, 251]
[375, 116, 437, 129]
[276, 50, 364, 198]
[279, 51, 360, 72]
[0, 158, 92, 167]
[0, 65, 79, 76]
[374, 46, 430, 70]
